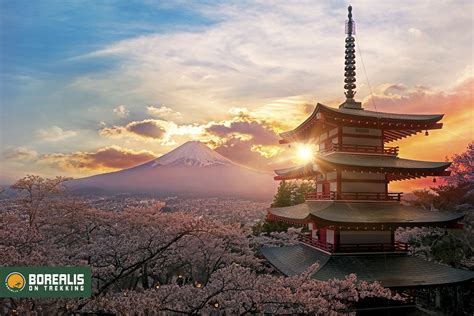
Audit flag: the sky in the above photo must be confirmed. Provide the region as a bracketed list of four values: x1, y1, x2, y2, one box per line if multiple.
[0, 0, 473, 192]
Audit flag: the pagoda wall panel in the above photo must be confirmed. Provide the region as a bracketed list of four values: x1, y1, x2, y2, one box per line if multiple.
[326, 171, 338, 180]
[341, 182, 385, 192]
[342, 171, 385, 180]
[326, 229, 335, 244]
[340, 230, 391, 244]
[342, 126, 382, 136]
[330, 182, 337, 192]
[342, 136, 382, 146]
[329, 127, 339, 137]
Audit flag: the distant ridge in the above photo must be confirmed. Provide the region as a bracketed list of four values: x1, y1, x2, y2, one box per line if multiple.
[68, 141, 276, 200]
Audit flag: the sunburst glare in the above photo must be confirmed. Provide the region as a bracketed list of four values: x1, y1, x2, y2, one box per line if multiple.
[297, 145, 314, 162]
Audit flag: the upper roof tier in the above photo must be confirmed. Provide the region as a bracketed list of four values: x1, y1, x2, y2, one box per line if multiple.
[274, 152, 450, 181]
[279, 103, 444, 144]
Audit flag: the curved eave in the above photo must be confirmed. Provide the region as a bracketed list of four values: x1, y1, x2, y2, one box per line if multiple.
[306, 201, 465, 228]
[267, 201, 465, 228]
[279, 104, 323, 144]
[320, 103, 444, 122]
[279, 103, 444, 143]
[280, 103, 320, 143]
[261, 244, 474, 287]
[274, 163, 318, 180]
[317, 153, 451, 176]
[312, 252, 474, 288]
[309, 213, 464, 228]
[267, 203, 311, 224]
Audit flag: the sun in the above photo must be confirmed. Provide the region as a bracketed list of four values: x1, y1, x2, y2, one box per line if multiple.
[297, 145, 314, 162]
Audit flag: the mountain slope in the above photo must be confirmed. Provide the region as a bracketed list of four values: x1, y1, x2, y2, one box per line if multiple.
[68, 141, 276, 200]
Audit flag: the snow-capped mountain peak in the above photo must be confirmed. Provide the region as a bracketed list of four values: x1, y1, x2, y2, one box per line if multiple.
[150, 141, 232, 167]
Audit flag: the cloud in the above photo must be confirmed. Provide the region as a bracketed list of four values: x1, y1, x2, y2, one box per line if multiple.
[72, 1, 472, 123]
[98, 118, 207, 146]
[250, 145, 284, 159]
[113, 105, 130, 118]
[382, 83, 407, 96]
[408, 27, 422, 37]
[41, 146, 156, 172]
[207, 120, 278, 144]
[366, 77, 474, 192]
[147, 105, 182, 121]
[37, 126, 77, 142]
[100, 119, 167, 141]
[3, 147, 38, 162]
[204, 115, 286, 171]
[363, 77, 473, 117]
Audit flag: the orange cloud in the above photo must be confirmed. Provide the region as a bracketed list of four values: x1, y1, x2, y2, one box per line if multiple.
[100, 119, 167, 141]
[364, 77, 474, 192]
[41, 146, 156, 172]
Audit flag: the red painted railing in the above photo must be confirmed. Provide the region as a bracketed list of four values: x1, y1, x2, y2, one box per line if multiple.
[337, 242, 409, 253]
[322, 143, 399, 156]
[305, 191, 402, 201]
[299, 234, 334, 252]
[299, 234, 409, 253]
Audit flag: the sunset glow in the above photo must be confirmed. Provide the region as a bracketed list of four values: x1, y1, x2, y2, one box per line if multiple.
[0, 1, 472, 195]
[0, 3, 473, 314]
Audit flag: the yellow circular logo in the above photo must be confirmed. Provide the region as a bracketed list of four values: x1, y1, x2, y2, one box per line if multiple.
[5, 272, 26, 292]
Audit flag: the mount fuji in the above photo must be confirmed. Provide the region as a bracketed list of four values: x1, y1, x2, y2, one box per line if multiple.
[68, 141, 276, 200]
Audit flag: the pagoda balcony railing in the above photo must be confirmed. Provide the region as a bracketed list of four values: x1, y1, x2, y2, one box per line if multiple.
[305, 191, 403, 201]
[321, 143, 399, 156]
[299, 234, 409, 253]
[299, 234, 334, 252]
[337, 242, 409, 253]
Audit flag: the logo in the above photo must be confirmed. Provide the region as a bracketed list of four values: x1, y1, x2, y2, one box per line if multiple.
[5, 272, 26, 292]
[1, 267, 91, 298]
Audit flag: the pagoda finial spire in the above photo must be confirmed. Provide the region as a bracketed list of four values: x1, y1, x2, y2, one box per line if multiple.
[340, 5, 362, 109]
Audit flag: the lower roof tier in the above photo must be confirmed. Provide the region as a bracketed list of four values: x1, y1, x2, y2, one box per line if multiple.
[267, 200, 464, 228]
[260, 243, 474, 288]
[274, 152, 450, 181]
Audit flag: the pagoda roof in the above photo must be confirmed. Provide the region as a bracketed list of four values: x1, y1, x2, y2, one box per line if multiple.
[260, 244, 474, 288]
[319, 152, 450, 172]
[280, 103, 444, 143]
[274, 163, 318, 180]
[320, 103, 443, 122]
[268, 201, 464, 227]
[273, 153, 450, 181]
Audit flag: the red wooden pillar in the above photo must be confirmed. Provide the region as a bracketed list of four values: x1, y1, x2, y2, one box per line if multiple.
[337, 171, 342, 199]
[334, 227, 340, 252]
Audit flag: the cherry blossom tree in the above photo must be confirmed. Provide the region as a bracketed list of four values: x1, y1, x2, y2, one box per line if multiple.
[1, 175, 403, 315]
[89, 263, 399, 315]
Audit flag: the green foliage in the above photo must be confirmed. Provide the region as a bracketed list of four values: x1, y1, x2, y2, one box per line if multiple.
[429, 233, 470, 268]
[293, 181, 315, 205]
[271, 181, 293, 207]
[271, 180, 315, 207]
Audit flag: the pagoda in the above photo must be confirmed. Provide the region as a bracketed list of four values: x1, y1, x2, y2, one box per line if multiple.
[261, 5, 473, 307]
